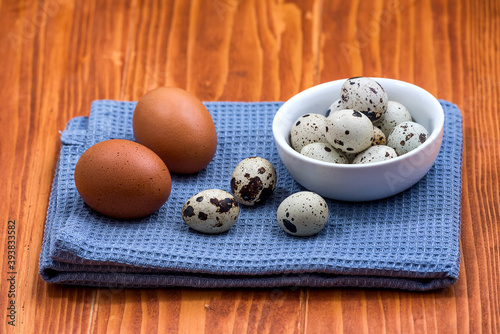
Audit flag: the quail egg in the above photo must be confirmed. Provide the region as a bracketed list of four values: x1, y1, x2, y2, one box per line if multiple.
[352, 145, 397, 164]
[387, 121, 429, 156]
[290, 113, 329, 152]
[374, 101, 413, 137]
[325, 109, 374, 154]
[325, 98, 343, 117]
[182, 189, 239, 234]
[340, 77, 388, 122]
[230, 157, 277, 206]
[372, 126, 387, 146]
[300, 142, 348, 164]
[276, 192, 329, 237]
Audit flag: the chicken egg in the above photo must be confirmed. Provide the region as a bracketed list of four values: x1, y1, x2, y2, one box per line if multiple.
[74, 139, 172, 219]
[133, 87, 217, 174]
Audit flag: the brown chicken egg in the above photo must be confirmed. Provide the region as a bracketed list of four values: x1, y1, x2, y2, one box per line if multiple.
[74, 139, 172, 219]
[133, 87, 217, 174]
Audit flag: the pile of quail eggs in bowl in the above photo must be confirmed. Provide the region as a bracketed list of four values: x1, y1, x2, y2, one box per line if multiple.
[273, 77, 444, 202]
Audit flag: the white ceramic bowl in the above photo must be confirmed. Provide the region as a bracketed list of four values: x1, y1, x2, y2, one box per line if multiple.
[273, 78, 444, 202]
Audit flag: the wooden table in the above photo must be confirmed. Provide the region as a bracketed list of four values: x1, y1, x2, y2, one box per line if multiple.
[1, 0, 499, 333]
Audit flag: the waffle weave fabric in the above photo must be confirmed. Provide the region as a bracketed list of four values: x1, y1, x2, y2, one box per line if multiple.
[39, 100, 463, 291]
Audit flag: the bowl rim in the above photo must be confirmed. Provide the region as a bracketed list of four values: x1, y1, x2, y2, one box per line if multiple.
[272, 77, 445, 169]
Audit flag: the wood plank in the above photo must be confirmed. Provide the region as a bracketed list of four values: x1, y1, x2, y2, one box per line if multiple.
[90, 288, 304, 333]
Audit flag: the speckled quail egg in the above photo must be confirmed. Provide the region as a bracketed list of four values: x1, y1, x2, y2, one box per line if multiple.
[182, 189, 239, 234]
[374, 101, 412, 137]
[325, 109, 374, 154]
[300, 142, 349, 164]
[276, 192, 329, 237]
[325, 98, 343, 117]
[230, 157, 277, 206]
[352, 145, 397, 164]
[290, 113, 329, 152]
[340, 77, 388, 122]
[387, 121, 430, 156]
[372, 126, 387, 146]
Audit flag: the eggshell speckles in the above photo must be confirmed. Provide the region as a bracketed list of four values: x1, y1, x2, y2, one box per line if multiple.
[372, 126, 387, 146]
[182, 189, 239, 234]
[290, 113, 329, 152]
[74, 139, 172, 220]
[276, 192, 329, 237]
[387, 121, 429, 156]
[374, 101, 412, 137]
[300, 143, 349, 164]
[352, 145, 397, 164]
[340, 77, 388, 122]
[230, 157, 277, 206]
[133, 87, 217, 174]
[325, 109, 374, 154]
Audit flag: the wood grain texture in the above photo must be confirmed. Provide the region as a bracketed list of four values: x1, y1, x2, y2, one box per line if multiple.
[0, 0, 498, 333]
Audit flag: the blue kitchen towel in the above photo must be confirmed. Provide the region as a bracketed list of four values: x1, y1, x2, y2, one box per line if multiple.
[39, 100, 463, 291]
